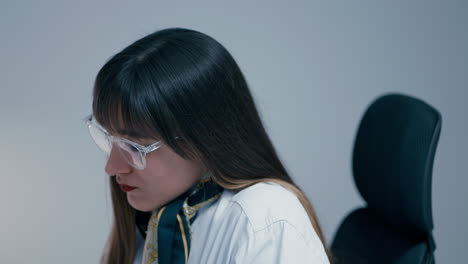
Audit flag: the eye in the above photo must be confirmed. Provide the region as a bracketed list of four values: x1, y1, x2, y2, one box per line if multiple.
[117, 141, 140, 153]
[127, 143, 140, 153]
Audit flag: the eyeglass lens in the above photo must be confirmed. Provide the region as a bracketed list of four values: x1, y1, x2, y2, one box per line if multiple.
[88, 122, 145, 169]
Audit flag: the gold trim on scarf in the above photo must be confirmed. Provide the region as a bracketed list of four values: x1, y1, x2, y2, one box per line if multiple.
[157, 207, 167, 221]
[176, 213, 189, 264]
[141, 172, 222, 264]
[142, 206, 167, 264]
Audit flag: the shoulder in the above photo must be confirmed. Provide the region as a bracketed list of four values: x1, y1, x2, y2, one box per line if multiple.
[227, 182, 329, 263]
[189, 182, 329, 263]
[228, 182, 322, 246]
[194, 181, 312, 235]
[230, 182, 308, 230]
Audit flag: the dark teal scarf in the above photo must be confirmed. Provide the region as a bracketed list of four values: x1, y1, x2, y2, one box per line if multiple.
[139, 171, 223, 264]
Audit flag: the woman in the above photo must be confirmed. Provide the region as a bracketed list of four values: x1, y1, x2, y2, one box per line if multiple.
[86, 27, 331, 264]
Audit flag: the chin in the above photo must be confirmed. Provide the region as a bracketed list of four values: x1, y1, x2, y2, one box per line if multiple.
[127, 197, 158, 212]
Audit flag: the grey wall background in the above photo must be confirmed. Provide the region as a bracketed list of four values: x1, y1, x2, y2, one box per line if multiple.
[1, 0, 466, 263]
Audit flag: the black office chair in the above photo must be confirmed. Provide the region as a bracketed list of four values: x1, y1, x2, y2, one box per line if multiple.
[331, 93, 442, 264]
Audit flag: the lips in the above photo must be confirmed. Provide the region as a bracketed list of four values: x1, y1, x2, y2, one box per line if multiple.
[120, 184, 137, 192]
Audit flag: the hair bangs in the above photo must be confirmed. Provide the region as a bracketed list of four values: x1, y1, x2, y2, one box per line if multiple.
[92, 65, 163, 140]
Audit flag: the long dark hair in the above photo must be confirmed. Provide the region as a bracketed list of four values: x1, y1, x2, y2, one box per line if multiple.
[93, 27, 331, 264]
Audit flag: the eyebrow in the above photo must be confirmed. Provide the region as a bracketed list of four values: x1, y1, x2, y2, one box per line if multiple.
[116, 129, 162, 142]
[116, 129, 147, 139]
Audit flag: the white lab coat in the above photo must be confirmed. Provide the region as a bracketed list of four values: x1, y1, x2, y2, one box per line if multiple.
[134, 182, 330, 264]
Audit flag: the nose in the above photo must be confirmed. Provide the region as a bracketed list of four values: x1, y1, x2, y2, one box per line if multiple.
[105, 144, 132, 176]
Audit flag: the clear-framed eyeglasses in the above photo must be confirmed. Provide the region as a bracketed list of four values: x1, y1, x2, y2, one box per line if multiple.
[84, 114, 167, 170]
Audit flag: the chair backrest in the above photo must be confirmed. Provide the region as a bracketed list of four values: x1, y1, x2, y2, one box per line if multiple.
[331, 93, 442, 264]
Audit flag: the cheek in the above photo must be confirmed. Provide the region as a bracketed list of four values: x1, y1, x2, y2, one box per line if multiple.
[134, 166, 184, 208]
[143, 146, 187, 183]
[146, 172, 187, 199]
[133, 146, 204, 209]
